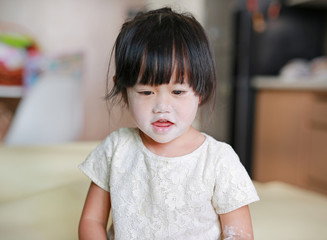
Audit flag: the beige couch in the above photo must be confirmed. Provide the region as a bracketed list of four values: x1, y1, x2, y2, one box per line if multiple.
[1, 142, 327, 240]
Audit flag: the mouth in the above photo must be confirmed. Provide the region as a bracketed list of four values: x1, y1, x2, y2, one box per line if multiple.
[152, 119, 174, 132]
[152, 119, 173, 126]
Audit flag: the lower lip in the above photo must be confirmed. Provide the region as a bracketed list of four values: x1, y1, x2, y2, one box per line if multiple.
[152, 121, 174, 133]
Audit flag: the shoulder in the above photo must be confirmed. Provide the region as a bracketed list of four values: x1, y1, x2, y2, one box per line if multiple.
[103, 127, 137, 144]
[204, 134, 238, 160]
[202, 133, 242, 173]
[97, 128, 138, 154]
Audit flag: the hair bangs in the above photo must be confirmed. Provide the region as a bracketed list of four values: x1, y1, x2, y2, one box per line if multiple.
[137, 34, 191, 87]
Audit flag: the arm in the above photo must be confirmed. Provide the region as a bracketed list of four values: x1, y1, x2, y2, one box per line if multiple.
[219, 205, 254, 240]
[79, 182, 111, 240]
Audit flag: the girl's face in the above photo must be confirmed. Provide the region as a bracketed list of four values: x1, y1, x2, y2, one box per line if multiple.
[127, 80, 200, 144]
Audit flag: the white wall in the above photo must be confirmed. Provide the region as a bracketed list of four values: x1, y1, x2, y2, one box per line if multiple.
[0, 0, 144, 141]
[144, 0, 205, 24]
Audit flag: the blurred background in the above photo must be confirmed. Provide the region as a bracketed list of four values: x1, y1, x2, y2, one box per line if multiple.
[1, 0, 327, 239]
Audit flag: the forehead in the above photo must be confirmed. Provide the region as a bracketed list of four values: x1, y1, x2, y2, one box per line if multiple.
[136, 51, 190, 87]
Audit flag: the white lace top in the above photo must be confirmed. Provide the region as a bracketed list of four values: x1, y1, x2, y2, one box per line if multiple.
[79, 128, 259, 240]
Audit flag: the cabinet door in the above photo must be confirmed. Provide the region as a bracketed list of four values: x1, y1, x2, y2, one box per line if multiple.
[307, 94, 327, 193]
[252, 90, 312, 185]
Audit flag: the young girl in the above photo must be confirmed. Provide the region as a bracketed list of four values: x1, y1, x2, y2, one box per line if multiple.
[78, 7, 259, 240]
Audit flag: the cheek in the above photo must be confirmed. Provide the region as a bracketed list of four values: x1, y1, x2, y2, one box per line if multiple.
[127, 96, 151, 123]
[177, 97, 199, 121]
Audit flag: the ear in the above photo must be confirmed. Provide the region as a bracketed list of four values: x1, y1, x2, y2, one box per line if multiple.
[122, 89, 129, 106]
[198, 96, 202, 105]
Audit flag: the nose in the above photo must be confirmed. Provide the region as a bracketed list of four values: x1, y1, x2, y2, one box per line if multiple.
[153, 103, 171, 113]
[152, 94, 172, 114]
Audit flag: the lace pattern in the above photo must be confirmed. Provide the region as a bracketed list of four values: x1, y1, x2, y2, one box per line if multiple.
[79, 128, 259, 239]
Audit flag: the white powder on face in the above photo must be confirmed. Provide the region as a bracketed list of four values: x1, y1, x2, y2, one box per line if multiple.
[223, 225, 252, 240]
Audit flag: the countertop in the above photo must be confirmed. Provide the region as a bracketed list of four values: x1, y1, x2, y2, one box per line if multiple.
[252, 76, 327, 91]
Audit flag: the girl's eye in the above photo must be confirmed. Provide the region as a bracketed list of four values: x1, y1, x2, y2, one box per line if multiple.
[139, 91, 153, 96]
[172, 90, 185, 95]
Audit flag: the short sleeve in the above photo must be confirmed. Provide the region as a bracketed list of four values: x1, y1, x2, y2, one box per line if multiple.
[78, 135, 115, 192]
[212, 144, 259, 214]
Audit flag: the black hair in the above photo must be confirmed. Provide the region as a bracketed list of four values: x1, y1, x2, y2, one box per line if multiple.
[106, 7, 216, 106]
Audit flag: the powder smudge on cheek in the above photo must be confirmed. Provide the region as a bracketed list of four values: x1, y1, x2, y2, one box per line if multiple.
[223, 225, 252, 240]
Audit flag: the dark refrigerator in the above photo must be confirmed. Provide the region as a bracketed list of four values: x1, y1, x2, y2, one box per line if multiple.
[230, 0, 326, 175]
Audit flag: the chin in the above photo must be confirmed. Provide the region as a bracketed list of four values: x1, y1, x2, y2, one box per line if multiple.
[147, 131, 184, 144]
[151, 137, 174, 144]
[138, 126, 187, 144]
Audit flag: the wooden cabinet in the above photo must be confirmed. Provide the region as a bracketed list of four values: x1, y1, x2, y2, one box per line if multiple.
[0, 86, 23, 141]
[306, 93, 327, 190]
[252, 89, 327, 195]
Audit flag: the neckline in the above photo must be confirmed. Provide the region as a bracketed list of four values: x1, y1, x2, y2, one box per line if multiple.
[132, 128, 209, 161]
